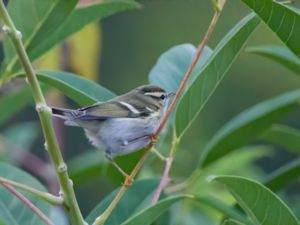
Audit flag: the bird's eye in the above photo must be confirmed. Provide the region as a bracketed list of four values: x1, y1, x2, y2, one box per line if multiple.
[160, 94, 166, 100]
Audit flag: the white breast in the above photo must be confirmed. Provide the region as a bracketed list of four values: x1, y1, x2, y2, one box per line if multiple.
[86, 115, 161, 158]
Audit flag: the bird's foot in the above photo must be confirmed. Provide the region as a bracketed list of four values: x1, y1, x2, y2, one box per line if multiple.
[149, 134, 158, 145]
[123, 175, 133, 187]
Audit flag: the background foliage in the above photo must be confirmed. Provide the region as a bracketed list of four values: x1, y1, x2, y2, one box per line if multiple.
[1, 0, 300, 224]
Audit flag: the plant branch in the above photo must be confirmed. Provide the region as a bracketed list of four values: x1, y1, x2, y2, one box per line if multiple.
[152, 0, 226, 204]
[0, 2, 85, 224]
[0, 178, 63, 205]
[152, 132, 179, 204]
[2, 183, 54, 225]
[92, 151, 149, 225]
[151, 147, 167, 161]
[93, 0, 226, 223]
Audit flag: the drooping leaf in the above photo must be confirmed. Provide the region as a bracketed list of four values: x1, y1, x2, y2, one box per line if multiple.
[175, 14, 260, 137]
[2, 0, 78, 78]
[199, 90, 300, 168]
[264, 158, 300, 192]
[86, 179, 159, 224]
[261, 124, 300, 155]
[0, 162, 50, 225]
[0, 86, 33, 125]
[121, 195, 192, 225]
[212, 175, 300, 225]
[31, 0, 141, 63]
[246, 45, 300, 75]
[149, 44, 213, 93]
[16, 71, 115, 106]
[240, 0, 300, 56]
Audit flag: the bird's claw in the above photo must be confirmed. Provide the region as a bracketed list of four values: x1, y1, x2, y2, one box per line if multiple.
[123, 175, 133, 187]
[149, 134, 158, 145]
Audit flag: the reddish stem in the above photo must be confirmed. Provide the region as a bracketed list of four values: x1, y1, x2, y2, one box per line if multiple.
[152, 5, 224, 204]
[2, 183, 54, 225]
[152, 157, 173, 203]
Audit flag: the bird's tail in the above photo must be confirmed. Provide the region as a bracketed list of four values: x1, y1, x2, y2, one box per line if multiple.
[51, 107, 78, 126]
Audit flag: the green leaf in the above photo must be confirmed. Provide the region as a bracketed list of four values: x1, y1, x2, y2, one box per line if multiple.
[68, 151, 107, 185]
[86, 179, 159, 224]
[175, 14, 260, 138]
[0, 162, 50, 225]
[149, 44, 213, 93]
[31, 0, 141, 61]
[2, 0, 78, 78]
[212, 175, 300, 225]
[16, 71, 115, 106]
[246, 45, 300, 75]
[222, 219, 246, 225]
[199, 90, 300, 168]
[196, 196, 251, 225]
[261, 124, 300, 155]
[121, 195, 192, 225]
[4, 122, 38, 151]
[240, 0, 300, 56]
[0, 87, 33, 125]
[264, 158, 300, 192]
[0, 201, 17, 225]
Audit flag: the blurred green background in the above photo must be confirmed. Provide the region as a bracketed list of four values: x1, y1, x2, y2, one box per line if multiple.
[65, 0, 300, 216]
[1, 0, 300, 219]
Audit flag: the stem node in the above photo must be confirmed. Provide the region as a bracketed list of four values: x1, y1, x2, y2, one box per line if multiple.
[15, 30, 22, 39]
[2, 25, 10, 34]
[57, 163, 67, 173]
[35, 104, 48, 113]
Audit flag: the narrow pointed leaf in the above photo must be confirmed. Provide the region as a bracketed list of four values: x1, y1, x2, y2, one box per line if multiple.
[240, 0, 300, 56]
[246, 45, 300, 75]
[261, 124, 300, 155]
[16, 71, 115, 106]
[122, 195, 192, 225]
[264, 158, 300, 192]
[213, 176, 300, 225]
[2, 0, 78, 78]
[86, 179, 159, 225]
[175, 14, 260, 137]
[200, 90, 300, 168]
[31, 0, 141, 61]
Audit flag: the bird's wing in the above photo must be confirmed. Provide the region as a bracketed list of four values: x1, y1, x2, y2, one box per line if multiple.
[73, 100, 154, 120]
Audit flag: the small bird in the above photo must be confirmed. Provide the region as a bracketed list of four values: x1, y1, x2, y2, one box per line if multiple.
[52, 85, 173, 178]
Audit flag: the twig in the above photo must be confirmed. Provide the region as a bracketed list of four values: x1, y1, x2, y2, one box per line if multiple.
[0, 2, 85, 224]
[93, 0, 226, 224]
[92, 151, 149, 225]
[2, 183, 55, 225]
[0, 178, 63, 205]
[152, 132, 178, 203]
[152, 157, 173, 203]
[151, 147, 167, 161]
[152, 0, 226, 204]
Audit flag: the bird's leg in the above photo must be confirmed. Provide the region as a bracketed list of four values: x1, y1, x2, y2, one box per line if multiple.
[149, 134, 158, 144]
[105, 153, 133, 186]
